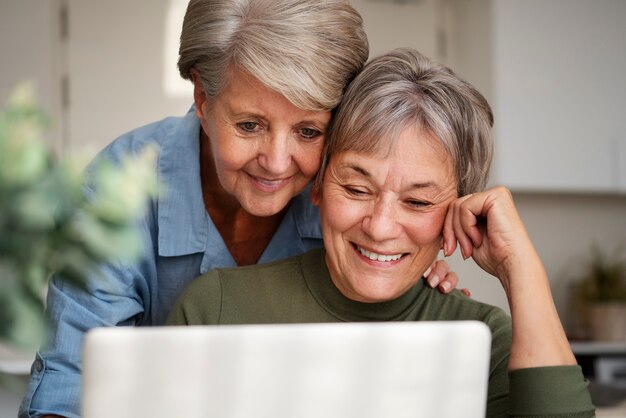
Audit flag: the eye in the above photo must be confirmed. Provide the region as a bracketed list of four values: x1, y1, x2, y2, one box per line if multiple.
[298, 127, 322, 140]
[344, 186, 369, 197]
[237, 121, 261, 133]
[405, 199, 431, 209]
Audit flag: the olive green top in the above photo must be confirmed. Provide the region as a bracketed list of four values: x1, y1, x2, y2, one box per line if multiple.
[167, 248, 595, 418]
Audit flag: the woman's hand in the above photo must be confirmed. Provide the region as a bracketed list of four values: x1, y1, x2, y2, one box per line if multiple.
[441, 186, 576, 369]
[441, 186, 538, 292]
[423, 259, 471, 297]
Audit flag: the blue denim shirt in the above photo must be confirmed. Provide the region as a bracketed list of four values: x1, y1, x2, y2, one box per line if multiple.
[19, 107, 323, 418]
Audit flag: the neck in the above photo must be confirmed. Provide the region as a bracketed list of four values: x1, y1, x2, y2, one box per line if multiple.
[199, 129, 288, 265]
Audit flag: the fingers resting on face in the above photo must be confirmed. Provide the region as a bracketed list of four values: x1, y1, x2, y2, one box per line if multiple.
[441, 186, 533, 278]
[443, 193, 482, 260]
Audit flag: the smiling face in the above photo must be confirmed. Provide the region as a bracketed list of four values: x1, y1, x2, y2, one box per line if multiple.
[194, 69, 330, 217]
[313, 126, 457, 303]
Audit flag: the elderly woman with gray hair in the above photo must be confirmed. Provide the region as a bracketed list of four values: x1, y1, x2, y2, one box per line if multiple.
[168, 48, 595, 417]
[20, 2, 465, 417]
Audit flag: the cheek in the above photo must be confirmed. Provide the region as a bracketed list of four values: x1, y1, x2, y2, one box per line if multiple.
[405, 210, 447, 244]
[210, 133, 252, 172]
[321, 195, 364, 236]
[294, 142, 324, 176]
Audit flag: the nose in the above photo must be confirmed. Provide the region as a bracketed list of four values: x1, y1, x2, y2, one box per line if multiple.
[257, 134, 292, 175]
[361, 196, 402, 242]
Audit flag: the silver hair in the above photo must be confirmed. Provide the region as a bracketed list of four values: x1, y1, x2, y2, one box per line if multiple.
[178, 0, 369, 111]
[317, 48, 494, 196]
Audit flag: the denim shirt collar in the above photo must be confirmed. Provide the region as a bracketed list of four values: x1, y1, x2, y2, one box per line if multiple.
[156, 106, 322, 259]
[157, 106, 208, 256]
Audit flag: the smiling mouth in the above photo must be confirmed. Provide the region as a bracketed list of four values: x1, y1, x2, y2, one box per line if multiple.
[355, 244, 406, 262]
[248, 173, 293, 191]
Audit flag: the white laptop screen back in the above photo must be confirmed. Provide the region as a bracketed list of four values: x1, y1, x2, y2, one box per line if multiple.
[82, 321, 491, 418]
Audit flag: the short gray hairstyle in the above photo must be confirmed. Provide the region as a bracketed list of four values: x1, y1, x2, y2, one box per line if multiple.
[178, 0, 369, 111]
[317, 48, 493, 196]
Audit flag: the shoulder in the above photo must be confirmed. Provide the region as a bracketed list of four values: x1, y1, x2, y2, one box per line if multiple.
[420, 288, 511, 336]
[178, 251, 309, 299]
[167, 269, 223, 325]
[89, 107, 197, 168]
[216, 253, 309, 290]
[167, 253, 312, 325]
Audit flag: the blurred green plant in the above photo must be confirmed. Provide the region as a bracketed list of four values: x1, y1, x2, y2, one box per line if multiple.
[0, 83, 157, 349]
[576, 243, 626, 303]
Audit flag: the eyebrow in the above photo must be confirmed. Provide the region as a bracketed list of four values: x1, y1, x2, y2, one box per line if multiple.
[344, 163, 440, 190]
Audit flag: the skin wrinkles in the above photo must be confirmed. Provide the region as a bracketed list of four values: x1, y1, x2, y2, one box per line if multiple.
[313, 126, 457, 303]
[335, 163, 453, 213]
[194, 68, 330, 218]
[192, 68, 331, 265]
[226, 104, 329, 144]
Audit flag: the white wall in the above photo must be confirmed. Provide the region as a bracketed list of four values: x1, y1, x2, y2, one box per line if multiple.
[0, 2, 59, 415]
[351, 0, 441, 60]
[0, 0, 61, 151]
[452, 0, 626, 194]
[491, 0, 626, 193]
[65, 0, 192, 158]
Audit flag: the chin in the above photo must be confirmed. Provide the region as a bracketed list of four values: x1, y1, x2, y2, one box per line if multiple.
[245, 206, 281, 217]
[242, 199, 288, 217]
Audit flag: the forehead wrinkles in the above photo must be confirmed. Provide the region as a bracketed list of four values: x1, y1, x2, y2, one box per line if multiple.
[355, 135, 454, 193]
[220, 69, 332, 125]
[331, 154, 412, 192]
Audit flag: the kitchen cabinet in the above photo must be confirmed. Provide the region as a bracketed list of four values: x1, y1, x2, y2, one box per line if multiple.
[453, 0, 626, 194]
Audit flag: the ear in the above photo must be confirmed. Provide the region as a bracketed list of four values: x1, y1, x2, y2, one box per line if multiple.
[191, 69, 208, 120]
[310, 184, 321, 206]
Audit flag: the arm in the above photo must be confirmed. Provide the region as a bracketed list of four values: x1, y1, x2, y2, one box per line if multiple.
[442, 186, 594, 417]
[442, 186, 574, 369]
[19, 257, 151, 418]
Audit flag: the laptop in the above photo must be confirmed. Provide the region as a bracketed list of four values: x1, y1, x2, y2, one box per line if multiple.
[82, 321, 491, 418]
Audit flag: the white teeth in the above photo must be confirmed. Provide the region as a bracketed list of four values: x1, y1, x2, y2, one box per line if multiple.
[256, 177, 284, 186]
[249, 174, 289, 186]
[357, 247, 403, 262]
[260, 180, 280, 186]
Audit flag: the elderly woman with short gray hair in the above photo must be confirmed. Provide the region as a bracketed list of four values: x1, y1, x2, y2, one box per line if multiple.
[169, 48, 595, 417]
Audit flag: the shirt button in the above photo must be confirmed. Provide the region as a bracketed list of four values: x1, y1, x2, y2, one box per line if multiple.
[34, 360, 43, 373]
